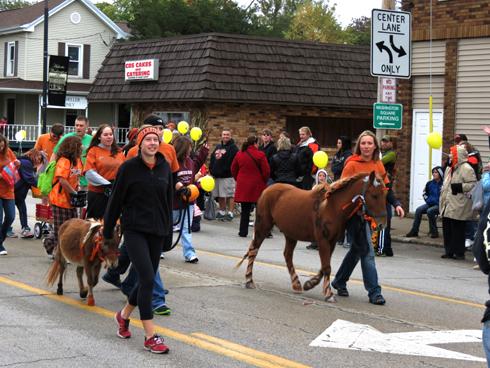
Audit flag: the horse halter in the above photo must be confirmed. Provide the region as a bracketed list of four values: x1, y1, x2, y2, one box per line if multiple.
[342, 175, 384, 220]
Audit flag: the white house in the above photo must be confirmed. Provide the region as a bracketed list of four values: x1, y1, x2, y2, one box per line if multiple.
[0, 0, 129, 142]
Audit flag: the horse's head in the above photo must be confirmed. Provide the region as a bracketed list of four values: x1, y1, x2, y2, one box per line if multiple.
[82, 221, 121, 268]
[362, 171, 388, 229]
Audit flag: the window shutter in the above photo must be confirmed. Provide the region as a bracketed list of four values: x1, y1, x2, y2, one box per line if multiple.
[3, 42, 7, 77]
[58, 42, 65, 56]
[14, 41, 18, 76]
[83, 44, 90, 79]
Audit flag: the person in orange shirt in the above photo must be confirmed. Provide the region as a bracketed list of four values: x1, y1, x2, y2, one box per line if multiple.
[34, 123, 64, 159]
[331, 130, 405, 306]
[0, 134, 19, 255]
[125, 116, 179, 173]
[47, 136, 83, 257]
[83, 124, 125, 219]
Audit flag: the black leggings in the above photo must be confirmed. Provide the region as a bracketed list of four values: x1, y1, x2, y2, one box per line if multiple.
[239, 202, 254, 237]
[124, 230, 163, 320]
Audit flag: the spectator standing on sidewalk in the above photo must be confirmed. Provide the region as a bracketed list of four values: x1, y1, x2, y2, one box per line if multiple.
[269, 136, 302, 188]
[259, 129, 276, 184]
[232, 136, 270, 238]
[406, 166, 443, 238]
[296, 126, 320, 190]
[104, 126, 172, 354]
[331, 136, 352, 181]
[209, 129, 239, 221]
[440, 145, 476, 260]
[331, 130, 405, 305]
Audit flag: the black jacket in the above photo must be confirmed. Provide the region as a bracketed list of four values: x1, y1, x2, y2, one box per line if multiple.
[103, 152, 173, 238]
[473, 200, 490, 322]
[259, 142, 277, 166]
[209, 139, 239, 178]
[331, 149, 352, 181]
[270, 150, 301, 185]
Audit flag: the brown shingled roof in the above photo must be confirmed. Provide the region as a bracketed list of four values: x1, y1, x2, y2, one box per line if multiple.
[89, 33, 377, 108]
[0, 0, 65, 30]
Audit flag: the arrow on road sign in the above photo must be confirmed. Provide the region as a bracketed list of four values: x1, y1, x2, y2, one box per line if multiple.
[376, 41, 393, 64]
[389, 35, 406, 57]
[310, 319, 485, 362]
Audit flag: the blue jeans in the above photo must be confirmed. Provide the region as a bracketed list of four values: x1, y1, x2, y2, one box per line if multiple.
[333, 220, 381, 300]
[411, 203, 439, 235]
[466, 220, 478, 241]
[483, 321, 490, 367]
[173, 205, 196, 260]
[0, 199, 15, 245]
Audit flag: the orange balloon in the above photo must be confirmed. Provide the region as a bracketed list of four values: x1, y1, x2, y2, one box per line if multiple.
[183, 184, 200, 202]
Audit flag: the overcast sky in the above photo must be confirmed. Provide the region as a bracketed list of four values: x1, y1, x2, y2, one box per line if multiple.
[237, 0, 382, 27]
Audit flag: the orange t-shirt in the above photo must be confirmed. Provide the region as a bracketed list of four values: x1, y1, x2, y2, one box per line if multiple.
[34, 133, 58, 159]
[49, 157, 83, 209]
[341, 155, 389, 184]
[0, 148, 18, 199]
[126, 142, 179, 173]
[83, 147, 125, 193]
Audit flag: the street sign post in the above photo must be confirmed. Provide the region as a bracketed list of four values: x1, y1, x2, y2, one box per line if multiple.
[373, 102, 403, 130]
[371, 8, 411, 79]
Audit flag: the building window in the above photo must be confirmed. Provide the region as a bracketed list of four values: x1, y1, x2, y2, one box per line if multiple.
[153, 111, 190, 124]
[6, 42, 15, 77]
[66, 44, 82, 77]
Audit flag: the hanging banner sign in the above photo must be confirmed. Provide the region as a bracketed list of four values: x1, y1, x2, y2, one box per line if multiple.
[48, 55, 69, 106]
[125, 59, 159, 81]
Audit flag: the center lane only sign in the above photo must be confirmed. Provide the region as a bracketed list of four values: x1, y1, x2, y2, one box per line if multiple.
[371, 8, 411, 79]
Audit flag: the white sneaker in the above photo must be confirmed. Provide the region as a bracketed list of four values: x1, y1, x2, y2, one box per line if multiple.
[173, 225, 180, 232]
[465, 239, 474, 249]
[0, 250, 7, 255]
[160, 253, 165, 259]
[20, 228, 34, 239]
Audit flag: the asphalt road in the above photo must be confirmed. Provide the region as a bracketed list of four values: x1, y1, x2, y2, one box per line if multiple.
[0, 209, 488, 368]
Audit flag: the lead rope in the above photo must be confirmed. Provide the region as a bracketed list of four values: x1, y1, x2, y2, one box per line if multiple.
[169, 199, 192, 250]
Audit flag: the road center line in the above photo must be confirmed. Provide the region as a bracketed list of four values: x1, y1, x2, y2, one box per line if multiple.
[0, 275, 310, 368]
[198, 249, 485, 309]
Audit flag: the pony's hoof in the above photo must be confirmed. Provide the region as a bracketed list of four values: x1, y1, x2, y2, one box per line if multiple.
[292, 283, 303, 293]
[245, 281, 256, 289]
[325, 294, 336, 303]
[80, 289, 88, 299]
[87, 296, 95, 306]
[56, 288, 63, 296]
[303, 281, 314, 291]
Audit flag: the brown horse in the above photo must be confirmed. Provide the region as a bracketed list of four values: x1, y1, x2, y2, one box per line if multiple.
[236, 171, 387, 301]
[46, 218, 121, 306]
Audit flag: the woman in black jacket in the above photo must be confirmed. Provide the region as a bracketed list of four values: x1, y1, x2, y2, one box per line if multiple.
[270, 136, 301, 188]
[104, 126, 172, 354]
[331, 136, 352, 181]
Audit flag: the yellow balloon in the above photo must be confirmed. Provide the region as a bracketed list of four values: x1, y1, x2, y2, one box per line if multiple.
[20, 130, 27, 139]
[312, 151, 328, 169]
[427, 132, 442, 149]
[200, 175, 215, 192]
[190, 127, 202, 141]
[177, 121, 189, 134]
[163, 129, 173, 144]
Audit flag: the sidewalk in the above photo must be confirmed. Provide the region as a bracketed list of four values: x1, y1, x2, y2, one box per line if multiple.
[391, 215, 443, 248]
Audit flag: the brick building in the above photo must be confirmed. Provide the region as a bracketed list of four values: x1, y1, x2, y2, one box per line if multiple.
[395, 0, 490, 212]
[89, 33, 376, 154]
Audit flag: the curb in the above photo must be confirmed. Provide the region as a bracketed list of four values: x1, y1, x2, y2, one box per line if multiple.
[392, 235, 443, 248]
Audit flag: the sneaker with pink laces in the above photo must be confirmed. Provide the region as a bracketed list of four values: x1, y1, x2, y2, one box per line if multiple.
[115, 310, 131, 339]
[144, 334, 169, 354]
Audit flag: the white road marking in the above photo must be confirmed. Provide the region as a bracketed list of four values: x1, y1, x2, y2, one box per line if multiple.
[310, 319, 486, 362]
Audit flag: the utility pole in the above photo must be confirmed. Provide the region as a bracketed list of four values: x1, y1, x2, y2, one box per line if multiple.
[41, 0, 48, 134]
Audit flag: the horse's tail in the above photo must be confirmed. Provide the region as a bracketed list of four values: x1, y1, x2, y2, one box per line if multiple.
[234, 251, 249, 269]
[45, 259, 61, 287]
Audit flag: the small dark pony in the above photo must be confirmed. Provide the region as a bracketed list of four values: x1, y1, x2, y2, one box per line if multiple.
[46, 218, 121, 306]
[236, 171, 387, 301]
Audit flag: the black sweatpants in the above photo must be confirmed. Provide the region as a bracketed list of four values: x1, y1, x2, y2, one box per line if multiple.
[125, 230, 163, 320]
[442, 217, 466, 257]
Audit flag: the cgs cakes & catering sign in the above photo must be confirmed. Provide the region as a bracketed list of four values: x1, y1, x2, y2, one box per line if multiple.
[124, 59, 159, 81]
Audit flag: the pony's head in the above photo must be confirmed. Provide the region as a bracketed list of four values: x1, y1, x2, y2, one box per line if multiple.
[82, 222, 121, 268]
[361, 171, 388, 229]
[101, 223, 121, 268]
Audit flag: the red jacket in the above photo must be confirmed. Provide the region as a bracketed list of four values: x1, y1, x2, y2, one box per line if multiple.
[231, 146, 270, 203]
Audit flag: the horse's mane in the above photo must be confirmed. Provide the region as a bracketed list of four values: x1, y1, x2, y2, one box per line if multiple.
[327, 172, 371, 197]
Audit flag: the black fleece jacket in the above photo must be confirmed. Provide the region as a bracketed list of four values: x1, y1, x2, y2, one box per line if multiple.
[103, 152, 173, 239]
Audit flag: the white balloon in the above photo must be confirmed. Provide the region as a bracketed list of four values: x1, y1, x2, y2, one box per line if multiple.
[15, 131, 24, 142]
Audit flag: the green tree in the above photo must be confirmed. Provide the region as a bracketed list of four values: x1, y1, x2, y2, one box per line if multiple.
[251, 0, 304, 38]
[96, 0, 136, 22]
[284, 0, 344, 43]
[96, 2, 118, 20]
[0, 0, 31, 11]
[343, 16, 370, 45]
